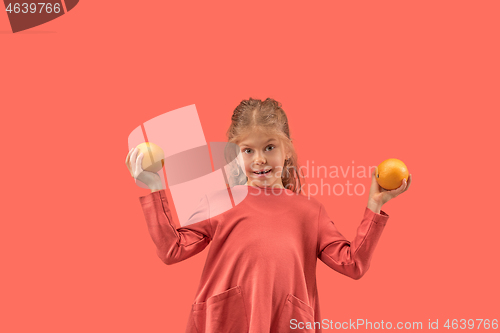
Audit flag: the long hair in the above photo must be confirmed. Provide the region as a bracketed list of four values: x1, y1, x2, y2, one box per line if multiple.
[224, 97, 304, 194]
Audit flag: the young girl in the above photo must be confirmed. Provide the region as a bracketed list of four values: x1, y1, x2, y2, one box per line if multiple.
[125, 98, 412, 333]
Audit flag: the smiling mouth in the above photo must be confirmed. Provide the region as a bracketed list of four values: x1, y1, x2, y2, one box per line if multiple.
[254, 169, 272, 175]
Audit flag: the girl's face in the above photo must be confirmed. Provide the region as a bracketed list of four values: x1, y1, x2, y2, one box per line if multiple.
[237, 130, 290, 189]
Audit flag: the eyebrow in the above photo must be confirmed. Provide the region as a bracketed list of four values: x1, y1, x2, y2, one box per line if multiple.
[240, 138, 277, 147]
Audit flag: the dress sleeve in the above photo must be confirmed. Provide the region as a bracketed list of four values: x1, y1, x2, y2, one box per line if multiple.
[139, 189, 213, 265]
[317, 203, 389, 280]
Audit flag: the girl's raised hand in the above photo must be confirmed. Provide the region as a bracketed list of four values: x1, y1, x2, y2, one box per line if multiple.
[368, 167, 412, 208]
[125, 147, 162, 188]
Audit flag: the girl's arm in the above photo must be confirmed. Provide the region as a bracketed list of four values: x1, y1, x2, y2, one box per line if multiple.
[139, 190, 213, 265]
[317, 203, 389, 280]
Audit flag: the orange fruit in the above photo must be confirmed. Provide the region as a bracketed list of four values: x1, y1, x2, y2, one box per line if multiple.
[136, 142, 165, 173]
[376, 158, 409, 190]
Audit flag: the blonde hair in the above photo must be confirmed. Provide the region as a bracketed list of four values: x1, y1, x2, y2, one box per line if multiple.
[224, 97, 305, 194]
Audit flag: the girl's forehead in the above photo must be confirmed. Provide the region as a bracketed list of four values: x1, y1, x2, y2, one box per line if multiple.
[239, 132, 279, 146]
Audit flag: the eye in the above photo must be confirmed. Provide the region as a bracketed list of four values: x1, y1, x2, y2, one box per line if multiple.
[243, 145, 274, 154]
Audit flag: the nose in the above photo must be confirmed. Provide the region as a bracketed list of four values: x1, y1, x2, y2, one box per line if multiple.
[253, 152, 266, 166]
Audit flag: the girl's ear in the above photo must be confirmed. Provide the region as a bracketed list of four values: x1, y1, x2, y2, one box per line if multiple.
[282, 139, 292, 160]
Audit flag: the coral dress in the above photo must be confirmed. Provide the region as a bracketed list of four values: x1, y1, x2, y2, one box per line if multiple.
[139, 185, 389, 333]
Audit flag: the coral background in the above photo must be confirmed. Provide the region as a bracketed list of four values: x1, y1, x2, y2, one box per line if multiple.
[1, 1, 499, 332]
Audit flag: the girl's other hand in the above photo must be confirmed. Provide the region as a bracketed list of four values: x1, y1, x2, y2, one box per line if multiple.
[367, 167, 412, 209]
[125, 147, 162, 189]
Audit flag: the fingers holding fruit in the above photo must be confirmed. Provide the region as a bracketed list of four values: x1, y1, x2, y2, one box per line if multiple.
[376, 158, 410, 190]
[385, 175, 411, 199]
[404, 173, 412, 192]
[369, 167, 382, 196]
[125, 147, 145, 179]
[370, 159, 412, 206]
[125, 148, 136, 177]
[125, 146, 162, 187]
[133, 148, 146, 179]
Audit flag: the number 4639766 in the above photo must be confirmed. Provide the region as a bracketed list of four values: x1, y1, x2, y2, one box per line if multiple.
[6, 3, 62, 14]
[444, 319, 498, 329]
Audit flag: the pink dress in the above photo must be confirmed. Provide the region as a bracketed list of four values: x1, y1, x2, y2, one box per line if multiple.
[139, 185, 389, 333]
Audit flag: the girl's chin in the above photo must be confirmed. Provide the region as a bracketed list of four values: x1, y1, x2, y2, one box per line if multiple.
[246, 180, 285, 189]
[249, 179, 270, 184]
[248, 178, 276, 186]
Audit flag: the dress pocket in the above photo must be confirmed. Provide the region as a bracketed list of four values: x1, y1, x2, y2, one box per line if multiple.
[190, 286, 249, 333]
[276, 293, 316, 333]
